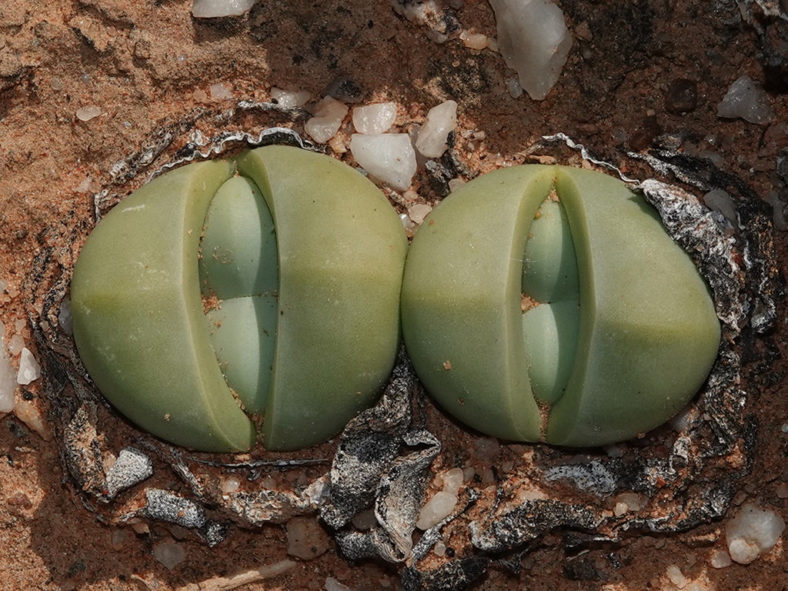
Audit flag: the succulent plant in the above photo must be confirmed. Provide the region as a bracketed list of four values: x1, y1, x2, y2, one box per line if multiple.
[71, 146, 408, 452]
[400, 165, 721, 447]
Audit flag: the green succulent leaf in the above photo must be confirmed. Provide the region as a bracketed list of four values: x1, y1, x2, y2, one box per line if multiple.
[72, 146, 408, 452]
[72, 159, 257, 452]
[401, 165, 720, 447]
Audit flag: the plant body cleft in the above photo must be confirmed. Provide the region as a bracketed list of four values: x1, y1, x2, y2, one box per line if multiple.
[72, 146, 408, 452]
[400, 165, 721, 447]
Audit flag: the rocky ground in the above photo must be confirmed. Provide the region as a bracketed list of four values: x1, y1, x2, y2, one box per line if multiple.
[0, 1, 786, 590]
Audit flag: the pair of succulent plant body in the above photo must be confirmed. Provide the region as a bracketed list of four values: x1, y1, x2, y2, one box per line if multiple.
[71, 146, 720, 452]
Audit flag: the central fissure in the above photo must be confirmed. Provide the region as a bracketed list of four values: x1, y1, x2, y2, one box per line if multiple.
[520, 187, 581, 406]
[197, 173, 279, 417]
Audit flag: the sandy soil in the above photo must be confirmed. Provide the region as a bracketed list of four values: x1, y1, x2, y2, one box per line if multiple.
[0, 1, 785, 590]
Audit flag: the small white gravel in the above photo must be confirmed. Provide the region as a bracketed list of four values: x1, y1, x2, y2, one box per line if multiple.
[725, 502, 785, 564]
[407, 203, 432, 225]
[505, 77, 524, 99]
[152, 539, 186, 569]
[76, 105, 101, 121]
[305, 96, 348, 144]
[8, 334, 23, 356]
[191, 0, 257, 18]
[221, 475, 241, 494]
[613, 492, 647, 516]
[416, 490, 457, 530]
[209, 82, 233, 100]
[415, 100, 457, 158]
[17, 348, 40, 385]
[459, 30, 489, 50]
[352, 102, 397, 135]
[717, 76, 775, 124]
[709, 548, 732, 569]
[270, 87, 311, 108]
[440, 467, 464, 495]
[665, 564, 688, 589]
[350, 133, 417, 191]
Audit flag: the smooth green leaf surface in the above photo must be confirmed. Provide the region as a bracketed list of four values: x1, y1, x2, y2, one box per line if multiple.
[72, 159, 257, 452]
[239, 146, 408, 450]
[401, 164, 720, 447]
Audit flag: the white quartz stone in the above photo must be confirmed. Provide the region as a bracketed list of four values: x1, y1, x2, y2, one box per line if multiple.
[352, 102, 397, 135]
[441, 467, 465, 495]
[725, 503, 785, 564]
[350, 133, 417, 191]
[415, 100, 457, 158]
[305, 97, 348, 144]
[489, 0, 573, 100]
[17, 348, 40, 385]
[407, 203, 433, 225]
[416, 490, 458, 530]
[271, 87, 312, 108]
[717, 76, 775, 124]
[192, 0, 256, 18]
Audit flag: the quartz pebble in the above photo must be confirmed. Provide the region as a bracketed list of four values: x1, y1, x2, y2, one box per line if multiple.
[209, 82, 233, 100]
[286, 516, 331, 560]
[489, 0, 572, 100]
[352, 102, 397, 135]
[416, 490, 457, 530]
[613, 492, 647, 516]
[415, 100, 457, 158]
[407, 203, 432, 225]
[725, 503, 785, 564]
[665, 564, 688, 588]
[152, 539, 186, 570]
[221, 475, 241, 494]
[709, 548, 732, 568]
[440, 467, 464, 495]
[350, 133, 417, 191]
[17, 348, 40, 385]
[8, 334, 24, 356]
[270, 87, 311, 108]
[717, 76, 775, 124]
[305, 97, 348, 144]
[76, 105, 101, 121]
[191, 0, 257, 18]
[459, 30, 489, 50]
[505, 77, 524, 99]
[13, 397, 49, 439]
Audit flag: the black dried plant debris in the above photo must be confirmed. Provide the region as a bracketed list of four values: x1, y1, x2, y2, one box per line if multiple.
[24, 113, 780, 591]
